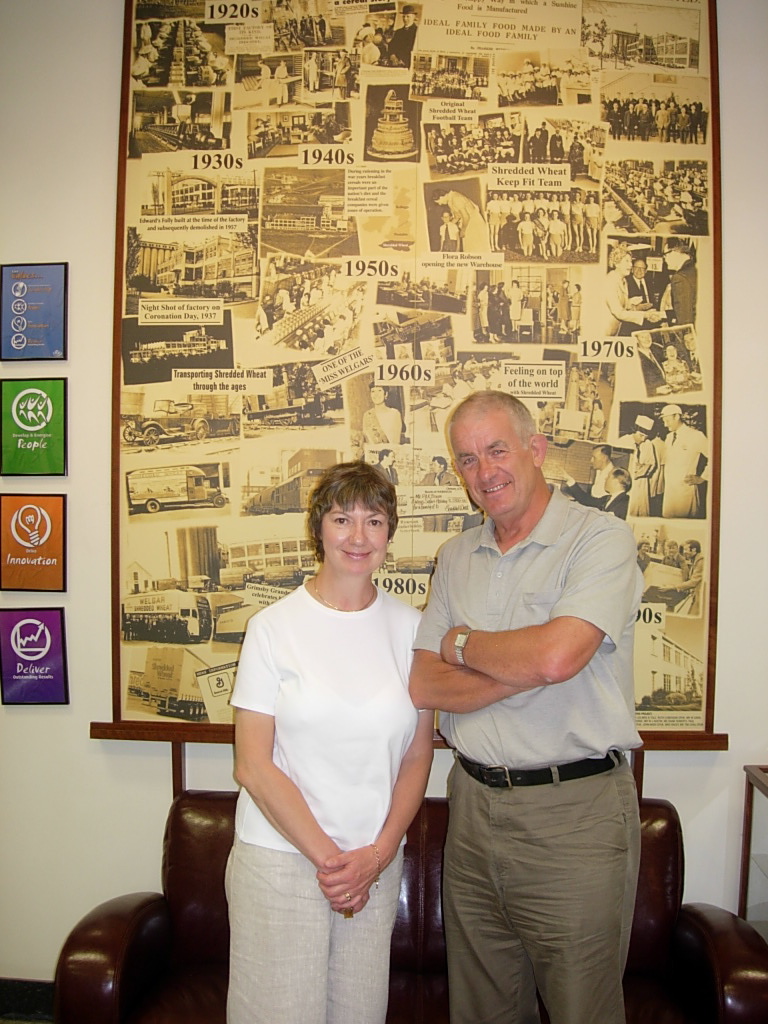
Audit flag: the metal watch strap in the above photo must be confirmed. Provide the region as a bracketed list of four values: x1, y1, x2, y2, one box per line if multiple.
[454, 629, 472, 666]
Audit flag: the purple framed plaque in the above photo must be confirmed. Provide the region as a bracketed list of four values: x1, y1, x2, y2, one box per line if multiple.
[0, 607, 69, 705]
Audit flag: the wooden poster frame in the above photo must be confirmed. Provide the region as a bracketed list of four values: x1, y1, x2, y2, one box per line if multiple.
[98, 0, 726, 758]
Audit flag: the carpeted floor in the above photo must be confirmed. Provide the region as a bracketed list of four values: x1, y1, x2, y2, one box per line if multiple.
[0, 1015, 53, 1023]
[0, 979, 54, 1021]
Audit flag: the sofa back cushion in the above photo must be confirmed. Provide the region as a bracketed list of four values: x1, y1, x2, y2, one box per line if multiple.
[391, 797, 449, 975]
[163, 790, 237, 968]
[158, 791, 684, 979]
[626, 798, 684, 974]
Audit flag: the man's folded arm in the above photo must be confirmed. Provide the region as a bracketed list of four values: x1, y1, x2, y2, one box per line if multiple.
[409, 648, 515, 713]
[410, 617, 605, 712]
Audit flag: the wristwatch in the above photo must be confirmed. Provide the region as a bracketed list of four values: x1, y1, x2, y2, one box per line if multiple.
[454, 629, 472, 666]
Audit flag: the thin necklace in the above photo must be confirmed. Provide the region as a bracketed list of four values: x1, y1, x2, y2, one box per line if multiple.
[310, 577, 377, 612]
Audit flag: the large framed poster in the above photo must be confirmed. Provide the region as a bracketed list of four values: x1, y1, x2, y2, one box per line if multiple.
[106, 0, 723, 749]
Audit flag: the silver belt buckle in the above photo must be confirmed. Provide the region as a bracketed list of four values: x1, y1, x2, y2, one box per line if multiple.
[488, 764, 513, 787]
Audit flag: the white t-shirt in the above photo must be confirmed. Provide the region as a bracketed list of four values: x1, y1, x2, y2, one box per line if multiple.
[231, 582, 421, 853]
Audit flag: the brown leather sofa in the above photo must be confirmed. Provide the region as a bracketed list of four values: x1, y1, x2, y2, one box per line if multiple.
[54, 790, 768, 1024]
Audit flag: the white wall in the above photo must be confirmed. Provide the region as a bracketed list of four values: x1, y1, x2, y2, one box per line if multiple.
[1, 0, 766, 982]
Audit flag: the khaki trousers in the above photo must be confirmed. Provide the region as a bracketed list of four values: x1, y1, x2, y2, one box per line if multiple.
[443, 756, 640, 1024]
[226, 838, 403, 1024]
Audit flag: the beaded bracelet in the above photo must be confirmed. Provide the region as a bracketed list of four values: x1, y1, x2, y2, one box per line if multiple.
[371, 843, 381, 888]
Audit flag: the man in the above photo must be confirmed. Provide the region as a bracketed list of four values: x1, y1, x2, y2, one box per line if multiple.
[618, 414, 658, 518]
[587, 443, 615, 499]
[529, 126, 548, 162]
[626, 256, 652, 306]
[677, 539, 705, 615]
[563, 466, 632, 519]
[659, 403, 707, 518]
[410, 391, 642, 1024]
[635, 330, 667, 396]
[661, 239, 697, 327]
[681, 329, 702, 376]
[274, 60, 289, 105]
[549, 128, 564, 163]
[420, 455, 458, 486]
[648, 539, 704, 615]
[655, 102, 671, 143]
[376, 448, 398, 483]
[388, 4, 418, 68]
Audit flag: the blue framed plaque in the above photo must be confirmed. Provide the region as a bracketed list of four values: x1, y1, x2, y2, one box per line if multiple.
[1, 263, 68, 360]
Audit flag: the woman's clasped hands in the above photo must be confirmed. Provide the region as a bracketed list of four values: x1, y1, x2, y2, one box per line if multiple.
[317, 842, 382, 916]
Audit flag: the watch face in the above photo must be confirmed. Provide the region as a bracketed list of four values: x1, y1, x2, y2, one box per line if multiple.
[456, 631, 469, 648]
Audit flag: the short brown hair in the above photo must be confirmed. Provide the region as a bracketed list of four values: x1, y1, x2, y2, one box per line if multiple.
[307, 461, 398, 562]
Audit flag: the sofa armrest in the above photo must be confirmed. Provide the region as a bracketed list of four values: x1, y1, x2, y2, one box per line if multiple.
[54, 892, 171, 1024]
[672, 902, 768, 1024]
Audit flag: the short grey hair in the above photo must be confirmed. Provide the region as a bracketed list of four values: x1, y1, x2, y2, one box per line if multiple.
[447, 391, 537, 450]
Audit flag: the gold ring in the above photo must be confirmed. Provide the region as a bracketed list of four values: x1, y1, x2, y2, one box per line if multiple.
[345, 892, 352, 901]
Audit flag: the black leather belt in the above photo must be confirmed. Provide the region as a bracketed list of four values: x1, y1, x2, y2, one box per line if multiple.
[457, 750, 621, 788]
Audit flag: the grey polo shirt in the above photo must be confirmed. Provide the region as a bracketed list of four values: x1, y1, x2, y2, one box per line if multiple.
[414, 488, 643, 769]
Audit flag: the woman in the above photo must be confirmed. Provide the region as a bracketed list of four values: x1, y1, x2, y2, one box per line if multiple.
[570, 191, 585, 252]
[433, 187, 490, 253]
[547, 209, 567, 259]
[532, 207, 550, 260]
[475, 280, 490, 340]
[587, 397, 605, 441]
[568, 282, 582, 334]
[603, 242, 664, 336]
[333, 50, 350, 99]
[486, 191, 507, 251]
[495, 281, 512, 340]
[227, 462, 433, 1024]
[517, 210, 535, 258]
[508, 278, 524, 336]
[661, 343, 689, 391]
[584, 192, 601, 253]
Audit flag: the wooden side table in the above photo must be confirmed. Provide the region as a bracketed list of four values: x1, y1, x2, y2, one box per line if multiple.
[739, 765, 768, 941]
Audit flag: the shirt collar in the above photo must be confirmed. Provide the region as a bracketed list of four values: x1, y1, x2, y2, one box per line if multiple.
[474, 486, 567, 555]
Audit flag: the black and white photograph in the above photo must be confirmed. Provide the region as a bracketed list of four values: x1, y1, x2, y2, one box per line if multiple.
[246, 105, 351, 158]
[128, 89, 232, 156]
[473, 269, 546, 344]
[582, 0, 702, 73]
[259, 167, 360, 259]
[121, 314, 235, 385]
[410, 51, 490, 101]
[234, 52, 304, 108]
[601, 72, 710, 144]
[484, 189, 602, 263]
[593, 234, 698, 338]
[120, 390, 241, 450]
[634, 521, 707, 619]
[372, 308, 455, 363]
[250, 260, 368, 361]
[130, 20, 231, 89]
[124, 460, 232, 517]
[603, 159, 709, 235]
[495, 51, 593, 107]
[619, 399, 708, 519]
[241, 361, 343, 437]
[422, 178, 490, 253]
[364, 84, 421, 162]
[376, 265, 469, 314]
